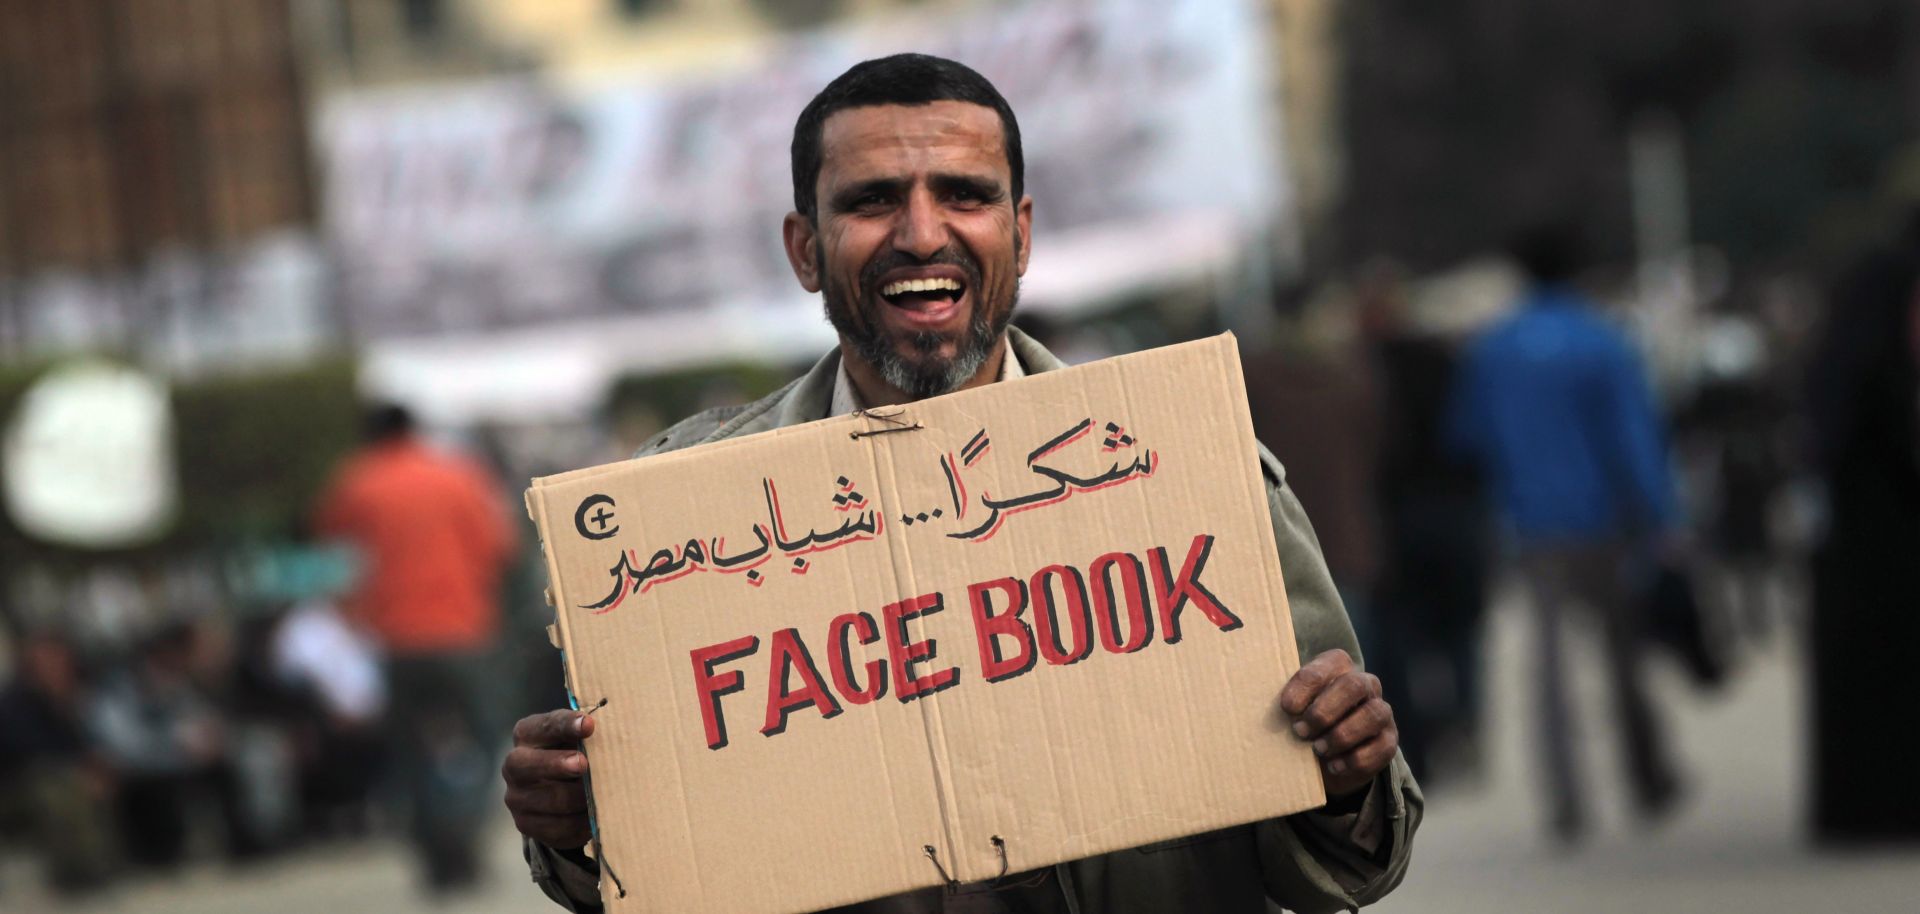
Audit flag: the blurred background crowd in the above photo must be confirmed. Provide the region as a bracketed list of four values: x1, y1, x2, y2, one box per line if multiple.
[2, 1, 1918, 912]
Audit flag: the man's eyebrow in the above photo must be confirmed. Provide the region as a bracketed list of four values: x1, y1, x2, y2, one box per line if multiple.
[929, 173, 1006, 200]
[829, 178, 907, 210]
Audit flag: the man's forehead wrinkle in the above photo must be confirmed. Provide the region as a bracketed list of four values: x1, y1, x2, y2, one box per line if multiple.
[817, 102, 1009, 186]
[829, 162, 1004, 192]
[823, 133, 999, 173]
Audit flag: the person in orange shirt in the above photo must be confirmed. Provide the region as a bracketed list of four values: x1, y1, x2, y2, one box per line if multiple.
[316, 403, 516, 893]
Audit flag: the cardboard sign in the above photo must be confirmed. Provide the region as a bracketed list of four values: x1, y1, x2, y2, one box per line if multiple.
[526, 334, 1325, 913]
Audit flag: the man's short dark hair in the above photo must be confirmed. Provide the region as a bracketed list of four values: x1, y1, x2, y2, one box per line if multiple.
[790, 53, 1023, 222]
[362, 403, 415, 442]
[1508, 223, 1586, 286]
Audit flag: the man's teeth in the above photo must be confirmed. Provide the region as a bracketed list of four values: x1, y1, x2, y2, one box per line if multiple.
[882, 277, 963, 298]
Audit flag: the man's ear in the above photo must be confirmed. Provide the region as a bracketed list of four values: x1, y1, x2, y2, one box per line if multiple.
[1015, 195, 1034, 277]
[782, 212, 822, 293]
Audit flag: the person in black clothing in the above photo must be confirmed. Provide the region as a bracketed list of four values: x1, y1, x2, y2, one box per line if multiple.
[1676, 330, 1792, 642]
[1357, 270, 1491, 784]
[0, 631, 118, 892]
[88, 622, 253, 868]
[1806, 206, 1920, 843]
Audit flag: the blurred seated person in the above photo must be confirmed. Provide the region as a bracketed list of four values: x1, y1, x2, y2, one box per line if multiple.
[271, 595, 389, 836]
[89, 621, 249, 867]
[0, 630, 117, 893]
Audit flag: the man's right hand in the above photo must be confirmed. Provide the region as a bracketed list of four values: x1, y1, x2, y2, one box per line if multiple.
[503, 709, 595, 849]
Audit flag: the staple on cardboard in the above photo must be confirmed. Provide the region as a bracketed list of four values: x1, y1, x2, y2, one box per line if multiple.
[850, 407, 925, 440]
[922, 845, 957, 891]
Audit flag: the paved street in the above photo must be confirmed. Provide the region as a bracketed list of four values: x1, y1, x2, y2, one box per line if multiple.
[1374, 578, 1919, 914]
[7, 581, 1918, 914]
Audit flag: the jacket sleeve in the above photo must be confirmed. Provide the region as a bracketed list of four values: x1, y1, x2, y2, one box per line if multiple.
[1249, 446, 1424, 913]
[526, 838, 606, 912]
[1598, 337, 1681, 533]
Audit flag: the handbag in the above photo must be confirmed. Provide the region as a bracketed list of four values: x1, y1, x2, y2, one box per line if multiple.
[1644, 559, 1729, 689]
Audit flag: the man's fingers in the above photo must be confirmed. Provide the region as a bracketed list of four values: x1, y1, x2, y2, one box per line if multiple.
[502, 712, 599, 850]
[506, 781, 589, 817]
[1324, 729, 1399, 784]
[513, 710, 592, 748]
[1280, 651, 1393, 796]
[502, 734, 594, 850]
[1294, 670, 1372, 738]
[1311, 698, 1394, 757]
[511, 810, 593, 850]
[502, 746, 588, 786]
[1279, 649, 1354, 716]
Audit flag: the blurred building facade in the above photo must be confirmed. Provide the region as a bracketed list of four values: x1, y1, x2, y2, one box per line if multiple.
[297, 0, 1295, 426]
[1339, 0, 1920, 273]
[3, 1, 1312, 395]
[306, 1, 991, 86]
[1270, 0, 1342, 257]
[313, 0, 1334, 246]
[0, 0, 314, 357]
[0, 0, 312, 273]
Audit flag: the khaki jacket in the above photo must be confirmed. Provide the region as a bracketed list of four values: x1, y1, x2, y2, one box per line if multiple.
[527, 329, 1422, 913]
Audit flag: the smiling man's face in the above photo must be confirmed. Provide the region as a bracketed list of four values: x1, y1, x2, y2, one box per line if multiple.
[783, 100, 1033, 403]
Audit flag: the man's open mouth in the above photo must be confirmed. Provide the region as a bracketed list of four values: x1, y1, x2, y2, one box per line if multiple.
[880, 277, 966, 314]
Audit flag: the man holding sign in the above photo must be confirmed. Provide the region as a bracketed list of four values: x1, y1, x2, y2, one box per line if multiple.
[505, 55, 1420, 913]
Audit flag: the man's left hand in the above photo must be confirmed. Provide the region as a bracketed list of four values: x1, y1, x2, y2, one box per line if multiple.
[1280, 649, 1398, 799]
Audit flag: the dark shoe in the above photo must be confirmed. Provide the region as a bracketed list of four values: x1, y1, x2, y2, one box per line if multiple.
[1634, 772, 1686, 826]
[1549, 805, 1587, 847]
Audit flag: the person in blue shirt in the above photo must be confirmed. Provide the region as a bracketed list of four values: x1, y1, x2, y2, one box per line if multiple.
[1449, 225, 1685, 842]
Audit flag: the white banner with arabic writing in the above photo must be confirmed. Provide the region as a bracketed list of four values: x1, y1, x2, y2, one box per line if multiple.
[317, 0, 1286, 421]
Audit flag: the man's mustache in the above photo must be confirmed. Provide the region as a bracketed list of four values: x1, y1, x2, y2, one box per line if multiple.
[858, 247, 983, 296]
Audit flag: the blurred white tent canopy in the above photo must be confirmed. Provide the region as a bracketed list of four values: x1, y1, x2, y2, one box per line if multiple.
[3, 360, 178, 549]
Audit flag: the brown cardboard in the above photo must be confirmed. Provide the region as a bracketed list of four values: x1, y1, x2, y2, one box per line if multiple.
[525, 333, 1326, 913]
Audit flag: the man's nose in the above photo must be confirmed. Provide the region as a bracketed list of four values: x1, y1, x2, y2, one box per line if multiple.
[890, 187, 950, 260]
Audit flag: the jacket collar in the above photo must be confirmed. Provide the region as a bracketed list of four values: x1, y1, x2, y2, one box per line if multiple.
[746, 326, 1066, 436]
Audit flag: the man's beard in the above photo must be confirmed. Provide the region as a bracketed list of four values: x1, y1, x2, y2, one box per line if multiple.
[821, 244, 1017, 400]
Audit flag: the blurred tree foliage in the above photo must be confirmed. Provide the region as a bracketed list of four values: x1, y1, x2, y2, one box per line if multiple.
[1339, 0, 1917, 276]
[0, 360, 50, 426]
[0, 359, 58, 564]
[170, 360, 361, 546]
[605, 361, 793, 433]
